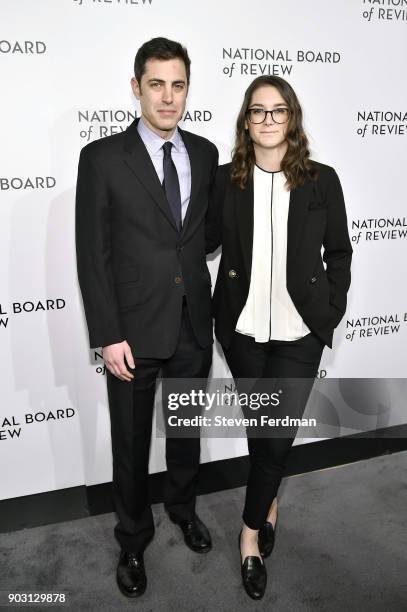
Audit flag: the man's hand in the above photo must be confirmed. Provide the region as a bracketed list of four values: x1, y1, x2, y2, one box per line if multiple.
[102, 340, 135, 381]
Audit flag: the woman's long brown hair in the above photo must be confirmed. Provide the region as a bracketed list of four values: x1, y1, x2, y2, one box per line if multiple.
[231, 76, 317, 190]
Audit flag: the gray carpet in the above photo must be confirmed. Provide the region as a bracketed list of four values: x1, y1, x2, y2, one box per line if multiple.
[1, 451, 407, 611]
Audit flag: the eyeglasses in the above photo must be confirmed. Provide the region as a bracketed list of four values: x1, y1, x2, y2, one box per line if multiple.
[246, 107, 290, 124]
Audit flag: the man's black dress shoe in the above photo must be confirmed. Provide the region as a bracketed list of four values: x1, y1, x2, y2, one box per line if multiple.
[238, 531, 267, 600]
[116, 551, 147, 598]
[258, 516, 277, 558]
[168, 513, 212, 553]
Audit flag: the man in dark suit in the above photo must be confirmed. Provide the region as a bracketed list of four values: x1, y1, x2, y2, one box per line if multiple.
[76, 37, 218, 598]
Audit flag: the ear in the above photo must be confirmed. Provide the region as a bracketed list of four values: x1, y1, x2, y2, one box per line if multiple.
[131, 77, 141, 100]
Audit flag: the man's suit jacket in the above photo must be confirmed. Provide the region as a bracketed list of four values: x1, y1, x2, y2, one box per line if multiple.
[76, 118, 218, 358]
[206, 162, 352, 349]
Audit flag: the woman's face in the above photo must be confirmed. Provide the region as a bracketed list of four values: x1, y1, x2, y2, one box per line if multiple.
[245, 85, 290, 153]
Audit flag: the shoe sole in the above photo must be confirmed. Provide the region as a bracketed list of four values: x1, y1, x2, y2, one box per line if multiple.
[116, 578, 147, 598]
[184, 541, 212, 554]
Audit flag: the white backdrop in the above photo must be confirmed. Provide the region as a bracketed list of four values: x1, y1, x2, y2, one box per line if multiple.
[1, 0, 406, 500]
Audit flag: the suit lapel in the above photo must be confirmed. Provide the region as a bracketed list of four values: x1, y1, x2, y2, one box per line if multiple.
[234, 172, 313, 276]
[287, 179, 313, 263]
[123, 119, 178, 232]
[235, 177, 254, 278]
[178, 128, 202, 236]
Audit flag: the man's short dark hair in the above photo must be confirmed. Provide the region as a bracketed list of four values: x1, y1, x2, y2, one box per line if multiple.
[134, 37, 191, 85]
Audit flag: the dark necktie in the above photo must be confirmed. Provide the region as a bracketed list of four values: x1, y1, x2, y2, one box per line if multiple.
[162, 141, 182, 231]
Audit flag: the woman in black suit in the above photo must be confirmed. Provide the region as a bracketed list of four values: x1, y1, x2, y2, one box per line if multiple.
[206, 75, 352, 600]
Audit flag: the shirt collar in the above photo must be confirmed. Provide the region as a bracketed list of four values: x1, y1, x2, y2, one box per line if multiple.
[137, 117, 183, 155]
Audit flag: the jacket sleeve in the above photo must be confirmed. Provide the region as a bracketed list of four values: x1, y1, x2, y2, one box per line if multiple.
[75, 146, 124, 348]
[205, 164, 226, 254]
[322, 167, 353, 327]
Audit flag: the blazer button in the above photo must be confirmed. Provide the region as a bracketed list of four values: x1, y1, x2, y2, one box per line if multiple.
[174, 276, 182, 284]
[228, 269, 237, 279]
[310, 276, 317, 284]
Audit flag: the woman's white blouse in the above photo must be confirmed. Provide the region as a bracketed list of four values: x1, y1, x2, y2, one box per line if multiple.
[235, 165, 310, 342]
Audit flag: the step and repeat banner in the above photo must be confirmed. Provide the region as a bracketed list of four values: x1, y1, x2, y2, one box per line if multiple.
[1, 0, 406, 501]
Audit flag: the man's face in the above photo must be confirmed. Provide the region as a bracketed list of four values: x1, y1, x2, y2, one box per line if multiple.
[131, 58, 188, 139]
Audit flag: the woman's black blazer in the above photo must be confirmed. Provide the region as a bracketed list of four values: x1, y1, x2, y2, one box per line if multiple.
[206, 162, 352, 349]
